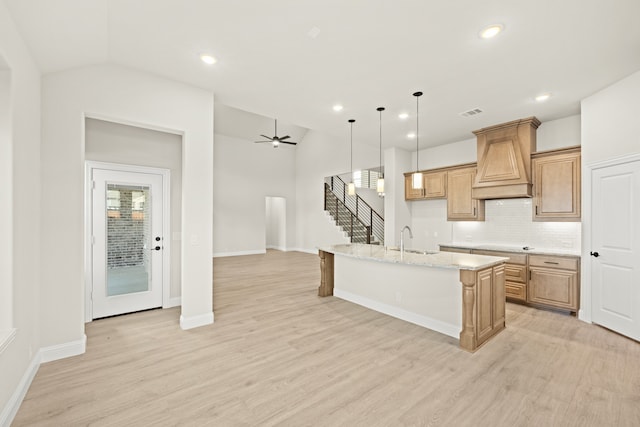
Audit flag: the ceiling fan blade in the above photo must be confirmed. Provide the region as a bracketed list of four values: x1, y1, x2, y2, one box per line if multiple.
[280, 141, 297, 145]
[260, 134, 273, 140]
[254, 140, 271, 143]
[279, 135, 291, 140]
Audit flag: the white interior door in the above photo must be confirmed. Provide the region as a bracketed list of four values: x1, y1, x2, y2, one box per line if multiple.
[591, 159, 640, 341]
[92, 168, 164, 318]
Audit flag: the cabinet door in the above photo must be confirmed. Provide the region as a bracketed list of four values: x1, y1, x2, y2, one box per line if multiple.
[424, 171, 447, 198]
[533, 151, 581, 221]
[475, 267, 495, 344]
[447, 167, 485, 221]
[404, 175, 425, 200]
[529, 267, 578, 311]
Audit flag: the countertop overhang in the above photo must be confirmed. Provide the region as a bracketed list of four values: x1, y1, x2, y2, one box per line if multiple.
[319, 243, 508, 271]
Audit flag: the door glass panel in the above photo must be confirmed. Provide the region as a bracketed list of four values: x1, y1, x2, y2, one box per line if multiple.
[106, 183, 151, 296]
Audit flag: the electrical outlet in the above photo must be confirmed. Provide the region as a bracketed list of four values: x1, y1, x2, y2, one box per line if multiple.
[433, 231, 438, 237]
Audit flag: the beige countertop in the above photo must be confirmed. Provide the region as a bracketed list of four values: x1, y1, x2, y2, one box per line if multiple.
[319, 243, 508, 271]
[439, 242, 581, 257]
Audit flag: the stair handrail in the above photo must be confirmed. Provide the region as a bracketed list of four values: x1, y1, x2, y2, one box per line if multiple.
[324, 183, 372, 244]
[325, 176, 384, 245]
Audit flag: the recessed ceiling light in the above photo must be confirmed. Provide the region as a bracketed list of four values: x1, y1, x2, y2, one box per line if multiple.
[535, 93, 552, 102]
[333, 104, 344, 112]
[200, 54, 217, 65]
[480, 24, 503, 39]
[398, 113, 409, 120]
[407, 132, 416, 139]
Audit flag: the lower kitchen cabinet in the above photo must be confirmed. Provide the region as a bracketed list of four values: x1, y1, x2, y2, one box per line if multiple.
[528, 255, 579, 312]
[439, 246, 580, 313]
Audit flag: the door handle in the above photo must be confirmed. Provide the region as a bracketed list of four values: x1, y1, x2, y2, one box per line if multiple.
[590, 251, 600, 258]
[152, 246, 162, 251]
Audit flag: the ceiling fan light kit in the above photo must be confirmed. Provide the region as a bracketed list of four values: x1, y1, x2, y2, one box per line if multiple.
[254, 119, 298, 148]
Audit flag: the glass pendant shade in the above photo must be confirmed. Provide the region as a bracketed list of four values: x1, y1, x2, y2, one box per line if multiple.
[347, 182, 356, 196]
[377, 176, 385, 194]
[412, 172, 423, 189]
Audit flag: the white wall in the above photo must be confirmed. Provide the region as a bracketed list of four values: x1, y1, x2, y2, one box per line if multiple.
[0, 2, 42, 423]
[213, 133, 297, 256]
[295, 129, 379, 252]
[385, 115, 583, 251]
[41, 64, 214, 342]
[85, 118, 183, 300]
[580, 69, 640, 322]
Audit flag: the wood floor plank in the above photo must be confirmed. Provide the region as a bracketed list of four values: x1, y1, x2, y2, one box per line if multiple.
[12, 250, 640, 426]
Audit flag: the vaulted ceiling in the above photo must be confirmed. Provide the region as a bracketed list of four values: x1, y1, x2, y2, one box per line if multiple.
[5, 0, 640, 149]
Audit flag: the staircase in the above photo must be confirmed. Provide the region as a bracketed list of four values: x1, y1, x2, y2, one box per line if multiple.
[324, 176, 384, 245]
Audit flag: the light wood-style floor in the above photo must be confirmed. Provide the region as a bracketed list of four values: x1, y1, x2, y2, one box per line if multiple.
[13, 250, 640, 426]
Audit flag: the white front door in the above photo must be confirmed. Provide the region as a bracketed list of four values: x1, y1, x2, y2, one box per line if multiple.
[91, 168, 164, 319]
[591, 159, 640, 341]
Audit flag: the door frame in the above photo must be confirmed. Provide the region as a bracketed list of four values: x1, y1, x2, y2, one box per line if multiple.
[583, 151, 640, 323]
[84, 161, 171, 322]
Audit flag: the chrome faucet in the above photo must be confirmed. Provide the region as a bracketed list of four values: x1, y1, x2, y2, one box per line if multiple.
[400, 225, 413, 254]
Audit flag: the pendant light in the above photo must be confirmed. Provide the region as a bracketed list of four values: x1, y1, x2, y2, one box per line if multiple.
[376, 107, 385, 196]
[348, 119, 356, 196]
[411, 91, 424, 190]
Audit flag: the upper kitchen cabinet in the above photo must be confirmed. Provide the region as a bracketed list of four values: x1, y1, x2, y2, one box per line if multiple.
[447, 166, 485, 221]
[404, 170, 447, 200]
[404, 173, 424, 200]
[532, 146, 581, 221]
[472, 117, 541, 199]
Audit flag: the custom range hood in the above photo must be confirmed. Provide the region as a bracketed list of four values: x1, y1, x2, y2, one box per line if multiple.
[472, 116, 541, 199]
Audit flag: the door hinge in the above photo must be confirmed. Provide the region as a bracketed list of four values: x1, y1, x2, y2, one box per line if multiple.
[91, 235, 96, 245]
[92, 180, 96, 190]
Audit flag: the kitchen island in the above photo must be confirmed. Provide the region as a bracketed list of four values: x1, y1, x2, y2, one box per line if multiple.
[318, 244, 508, 352]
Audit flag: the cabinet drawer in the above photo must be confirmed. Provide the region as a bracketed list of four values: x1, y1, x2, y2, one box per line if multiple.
[473, 250, 527, 265]
[505, 264, 527, 283]
[505, 282, 526, 301]
[529, 255, 578, 271]
[440, 246, 472, 254]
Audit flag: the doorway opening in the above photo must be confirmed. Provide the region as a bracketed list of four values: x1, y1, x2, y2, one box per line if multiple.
[265, 197, 286, 251]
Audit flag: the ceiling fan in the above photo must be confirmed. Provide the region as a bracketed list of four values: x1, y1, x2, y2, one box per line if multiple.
[254, 119, 298, 148]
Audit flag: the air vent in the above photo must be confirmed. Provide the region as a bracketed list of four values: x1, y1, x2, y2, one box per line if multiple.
[459, 108, 484, 118]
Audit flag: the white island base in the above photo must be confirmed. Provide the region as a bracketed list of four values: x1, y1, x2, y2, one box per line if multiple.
[319, 245, 507, 352]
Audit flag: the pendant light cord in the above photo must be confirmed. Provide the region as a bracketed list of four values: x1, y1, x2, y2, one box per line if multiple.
[414, 92, 423, 172]
[349, 119, 355, 177]
[377, 107, 385, 176]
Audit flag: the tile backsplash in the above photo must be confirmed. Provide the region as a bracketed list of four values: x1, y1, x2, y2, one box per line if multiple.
[451, 199, 581, 251]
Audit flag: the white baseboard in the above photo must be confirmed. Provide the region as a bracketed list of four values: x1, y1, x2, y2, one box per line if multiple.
[40, 334, 87, 364]
[289, 247, 318, 255]
[180, 311, 214, 330]
[266, 245, 288, 251]
[333, 289, 460, 339]
[212, 249, 266, 258]
[165, 296, 182, 308]
[0, 352, 41, 427]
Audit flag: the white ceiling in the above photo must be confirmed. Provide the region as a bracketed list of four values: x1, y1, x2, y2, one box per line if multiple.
[5, 0, 640, 150]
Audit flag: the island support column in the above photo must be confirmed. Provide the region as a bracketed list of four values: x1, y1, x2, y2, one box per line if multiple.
[318, 250, 334, 297]
[459, 264, 506, 352]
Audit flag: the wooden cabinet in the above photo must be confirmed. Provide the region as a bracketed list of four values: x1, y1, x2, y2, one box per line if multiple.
[447, 167, 485, 221]
[404, 174, 424, 200]
[404, 171, 447, 200]
[532, 147, 581, 221]
[460, 264, 505, 351]
[528, 254, 579, 312]
[473, 250, 527, 303]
